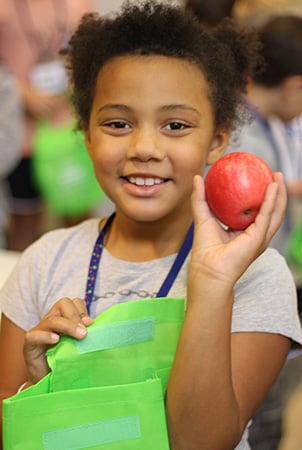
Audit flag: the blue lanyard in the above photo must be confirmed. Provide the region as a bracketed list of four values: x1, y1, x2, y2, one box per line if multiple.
[85, 213, 193, 314]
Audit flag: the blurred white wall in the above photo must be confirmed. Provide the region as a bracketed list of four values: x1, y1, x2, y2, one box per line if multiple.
[93, 0, 183, 15]
[93, 0, 125, 14]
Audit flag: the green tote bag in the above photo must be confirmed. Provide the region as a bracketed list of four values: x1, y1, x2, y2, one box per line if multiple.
[32, 120, 105, 217]
[3, 297, 185, 450]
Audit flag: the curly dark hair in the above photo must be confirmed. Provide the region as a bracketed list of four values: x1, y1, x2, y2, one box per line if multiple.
[66, 0, 261, 131]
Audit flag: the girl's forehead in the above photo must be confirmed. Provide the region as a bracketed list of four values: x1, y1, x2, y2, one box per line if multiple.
[92, 55, 213, 119]
[96, 54, 209, 93]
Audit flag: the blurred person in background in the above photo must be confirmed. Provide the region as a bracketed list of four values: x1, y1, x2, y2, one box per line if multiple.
[0, 0, 96, 252]
[233, 0, 302, 26]
[0, 60, 23, 248]
[225, 13, 302, 450]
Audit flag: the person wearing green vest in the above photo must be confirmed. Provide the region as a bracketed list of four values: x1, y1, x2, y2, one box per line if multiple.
[0, 2, 301, 449]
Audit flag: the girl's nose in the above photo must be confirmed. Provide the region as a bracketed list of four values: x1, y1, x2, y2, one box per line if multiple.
[127, 128, 165, 161]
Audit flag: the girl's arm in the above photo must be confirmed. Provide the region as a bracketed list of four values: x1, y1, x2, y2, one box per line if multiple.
[0, 315, 28, 450]
[166, 173, 290, 450]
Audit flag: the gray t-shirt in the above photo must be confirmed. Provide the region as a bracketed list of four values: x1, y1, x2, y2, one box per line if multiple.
[1, 218, 301, 450]
[1, 218, 300, 340]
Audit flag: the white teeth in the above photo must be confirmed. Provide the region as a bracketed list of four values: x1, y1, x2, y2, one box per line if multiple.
[128, 177, 163, 186]
[134, 177, 145, 186]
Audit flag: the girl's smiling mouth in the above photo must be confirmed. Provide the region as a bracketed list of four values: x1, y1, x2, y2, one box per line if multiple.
[127, 176, 165, 186]
[121, 175, 170, 196]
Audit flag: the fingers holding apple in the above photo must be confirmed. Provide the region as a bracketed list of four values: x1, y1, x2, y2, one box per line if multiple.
[252, 170, 287, 245]
[189, 155, 286, 287]
[204, 152, 277, 231]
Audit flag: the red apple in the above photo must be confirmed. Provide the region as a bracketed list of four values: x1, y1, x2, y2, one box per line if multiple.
[205, 152, 274, 230]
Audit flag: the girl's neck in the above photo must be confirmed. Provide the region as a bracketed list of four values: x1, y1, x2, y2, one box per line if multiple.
[103, 211, 193, 262]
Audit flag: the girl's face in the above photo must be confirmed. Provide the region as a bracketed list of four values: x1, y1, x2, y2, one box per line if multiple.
[85, 55, 229, 223]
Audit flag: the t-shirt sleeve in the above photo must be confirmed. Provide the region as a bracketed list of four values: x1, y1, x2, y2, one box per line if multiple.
[232, 248, 302, 346]
[0, 220, 98, 331]
[0, 236, 49, 330]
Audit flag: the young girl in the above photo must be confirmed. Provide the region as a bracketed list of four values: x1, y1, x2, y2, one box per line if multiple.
[0, 2, 301, 449]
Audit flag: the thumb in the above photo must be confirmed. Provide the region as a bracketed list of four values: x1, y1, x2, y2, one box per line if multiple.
[191, 174, 211, 225]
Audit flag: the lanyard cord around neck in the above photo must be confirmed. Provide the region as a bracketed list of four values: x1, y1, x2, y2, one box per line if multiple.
[84, 213, 194, 315]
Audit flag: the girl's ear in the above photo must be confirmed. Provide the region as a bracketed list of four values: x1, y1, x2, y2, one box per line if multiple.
[206, 128, 230, 165]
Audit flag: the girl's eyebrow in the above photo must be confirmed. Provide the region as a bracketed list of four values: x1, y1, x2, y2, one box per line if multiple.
[97, 103, 201, 115]
[159, 104, 201, 116]
[97, 104, 131, 113]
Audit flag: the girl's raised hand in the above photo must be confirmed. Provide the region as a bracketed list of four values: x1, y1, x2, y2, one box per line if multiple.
[190, 172, 287, 285]
[23, 298, 93, 384]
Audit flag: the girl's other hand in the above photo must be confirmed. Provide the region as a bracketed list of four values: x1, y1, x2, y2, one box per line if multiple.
[23, 297, 93, 384]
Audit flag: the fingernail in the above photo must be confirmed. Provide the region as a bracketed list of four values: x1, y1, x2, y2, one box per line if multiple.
[76, 325, 87, 337]
[51, 333, 60, 343]
[82, 316, 94, 326]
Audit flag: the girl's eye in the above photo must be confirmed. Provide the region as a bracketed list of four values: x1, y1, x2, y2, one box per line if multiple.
[104, 121, 130, 129]
[165, 122, 189, 131]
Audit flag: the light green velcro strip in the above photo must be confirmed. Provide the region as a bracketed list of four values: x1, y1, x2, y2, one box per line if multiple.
[75, 317, 155, 353]
[42, 415, 141, 450]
